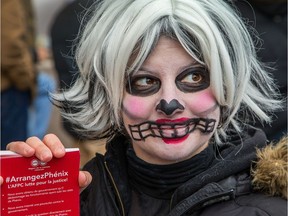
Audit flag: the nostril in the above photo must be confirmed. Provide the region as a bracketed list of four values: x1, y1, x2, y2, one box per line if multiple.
[156, 99, 184, 115]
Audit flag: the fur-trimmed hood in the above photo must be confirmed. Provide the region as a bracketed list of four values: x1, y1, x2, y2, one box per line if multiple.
[252, 136, 288, 199]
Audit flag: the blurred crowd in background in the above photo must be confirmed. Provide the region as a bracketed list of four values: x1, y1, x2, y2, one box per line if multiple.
[1, 0, 287, 167]
[1, 0, 105, 167]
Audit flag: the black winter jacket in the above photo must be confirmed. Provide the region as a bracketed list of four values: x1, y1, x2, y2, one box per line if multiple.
[80, 127, 287, 215]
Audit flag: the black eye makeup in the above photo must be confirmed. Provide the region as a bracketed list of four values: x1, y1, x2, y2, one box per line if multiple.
[126, 74, 161, 96]
[125, 66, 209, 96]
[176, 66, 210, 93]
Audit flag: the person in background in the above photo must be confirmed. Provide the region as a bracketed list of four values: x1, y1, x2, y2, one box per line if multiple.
[21, 0, 57, 141]
[27, 72, 56, 139]
[50, 0, 105, 166]
[3, 0, 287, 215]
[1, 0, 57, 148]
[233, 0, 287, 141]
[1, 0, 37, 149]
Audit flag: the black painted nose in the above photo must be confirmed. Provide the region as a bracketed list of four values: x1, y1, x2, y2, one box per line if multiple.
[156, 99, 184, 115]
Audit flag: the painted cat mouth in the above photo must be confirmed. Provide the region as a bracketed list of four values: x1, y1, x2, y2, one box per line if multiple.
[128, 118, 216, 141]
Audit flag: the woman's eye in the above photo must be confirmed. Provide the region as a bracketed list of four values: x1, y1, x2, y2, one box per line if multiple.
[176, 67, 210, 93]
[126, 75, 161, 96]
[181, 73, 203, 84]
[134, 77, 157, 87]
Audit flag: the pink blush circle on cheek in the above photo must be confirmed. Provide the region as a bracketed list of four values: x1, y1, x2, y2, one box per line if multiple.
[123, 97, 152, 119]
[187, 90, 217, 113]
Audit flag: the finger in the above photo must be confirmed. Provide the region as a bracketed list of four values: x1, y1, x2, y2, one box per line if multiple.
[79, 171, 92, 193]
[26, 136, 53, 162]
[0, 176, 3, 185]
[6, 141, 35, 157]
[42, 134, 66, 158]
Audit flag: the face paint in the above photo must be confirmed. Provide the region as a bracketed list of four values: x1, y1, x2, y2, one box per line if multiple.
[186, 90, 217, 115]
[122, 36, 220, 164]
[122, 97, 151, 120]
[126, 65, 209, 96]
[126, 74, 161, 96]
[128, 117, 216, 141]
[176, 66, 209, 93]
[156, 99, 184, 115]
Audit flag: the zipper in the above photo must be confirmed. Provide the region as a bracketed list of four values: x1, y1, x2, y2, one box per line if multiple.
[104, 161, 126, 216]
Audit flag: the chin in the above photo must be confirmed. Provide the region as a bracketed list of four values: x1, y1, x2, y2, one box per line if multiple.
[153, 149, 195, 164]
[174, 136, 209, 152]
[132, 133, 211, 164]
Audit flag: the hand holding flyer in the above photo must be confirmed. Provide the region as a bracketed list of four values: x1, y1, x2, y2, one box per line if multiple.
[1, 148, 80, 216]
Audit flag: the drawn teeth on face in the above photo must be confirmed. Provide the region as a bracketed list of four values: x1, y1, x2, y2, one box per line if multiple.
[160, 125, 188, 138]
[128, 118, 216, 141]
[158, 125, 173, 138]
[166, 125, 189, 138]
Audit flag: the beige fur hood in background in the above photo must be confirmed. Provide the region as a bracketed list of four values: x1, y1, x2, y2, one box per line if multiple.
[252, 136, 288, 199]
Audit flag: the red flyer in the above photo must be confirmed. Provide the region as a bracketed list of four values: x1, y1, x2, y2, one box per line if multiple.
[0, 148, 80, 216]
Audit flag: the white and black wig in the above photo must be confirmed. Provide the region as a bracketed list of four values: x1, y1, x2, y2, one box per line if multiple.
[52, 0, 282, 142]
